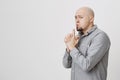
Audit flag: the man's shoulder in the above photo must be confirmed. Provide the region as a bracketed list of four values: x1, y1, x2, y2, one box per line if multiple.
[95, 28, 109, 38]
[93, 27, 111, 44]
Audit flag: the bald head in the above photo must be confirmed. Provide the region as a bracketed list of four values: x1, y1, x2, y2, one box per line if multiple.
[76, 7, 94, 18]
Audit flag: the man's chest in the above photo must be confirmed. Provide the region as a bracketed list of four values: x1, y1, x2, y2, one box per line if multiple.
[77, 36, 93, 57]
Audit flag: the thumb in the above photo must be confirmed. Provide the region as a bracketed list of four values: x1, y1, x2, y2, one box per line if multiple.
[75, 35, 80, 40]
[75, 36, 80, 44]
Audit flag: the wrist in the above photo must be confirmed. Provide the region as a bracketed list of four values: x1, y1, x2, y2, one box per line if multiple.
[66, 48, 70, 53]
[69, 46, 75, 51]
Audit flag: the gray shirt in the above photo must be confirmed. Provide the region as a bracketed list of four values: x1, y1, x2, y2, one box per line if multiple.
[63, 25, 111, 80]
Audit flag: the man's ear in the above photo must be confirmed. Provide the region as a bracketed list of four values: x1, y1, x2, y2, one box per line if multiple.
[90, 16, 94, 23]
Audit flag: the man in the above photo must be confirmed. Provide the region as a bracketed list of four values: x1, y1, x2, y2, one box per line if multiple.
[63, 7, 111, 80]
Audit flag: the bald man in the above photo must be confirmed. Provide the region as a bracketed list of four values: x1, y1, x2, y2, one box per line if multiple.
[63, 7, 111, 80]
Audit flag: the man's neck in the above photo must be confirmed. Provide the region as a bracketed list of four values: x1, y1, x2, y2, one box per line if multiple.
[83, 24, 94, 35]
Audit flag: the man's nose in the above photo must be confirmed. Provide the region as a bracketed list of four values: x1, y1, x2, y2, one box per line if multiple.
[76, 19, 79, 23]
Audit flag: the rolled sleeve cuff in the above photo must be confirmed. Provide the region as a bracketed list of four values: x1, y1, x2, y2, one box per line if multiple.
[70, 48, 80, 57]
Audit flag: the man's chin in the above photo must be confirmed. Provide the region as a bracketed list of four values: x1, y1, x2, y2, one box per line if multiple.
[76, 28, 84, 35]
[76, 28, 83, 32]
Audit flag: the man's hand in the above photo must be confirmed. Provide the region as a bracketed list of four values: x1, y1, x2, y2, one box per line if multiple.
[64, 29, 80, 52]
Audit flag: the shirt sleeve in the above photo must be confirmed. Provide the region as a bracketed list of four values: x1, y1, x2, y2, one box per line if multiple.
[63, 49, 72, 68]
[70, 32, 111, 72]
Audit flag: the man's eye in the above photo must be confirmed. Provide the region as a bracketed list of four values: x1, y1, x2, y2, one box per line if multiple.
[79, 16, 83, 18]
[75, 16, 77, 19]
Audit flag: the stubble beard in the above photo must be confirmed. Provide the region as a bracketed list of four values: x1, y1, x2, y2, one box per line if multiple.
[76, 26, 83, 32]
[76, 26, 84, 35]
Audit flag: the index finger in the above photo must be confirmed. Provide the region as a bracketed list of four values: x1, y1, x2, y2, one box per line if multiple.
[72, 29, 75, 38]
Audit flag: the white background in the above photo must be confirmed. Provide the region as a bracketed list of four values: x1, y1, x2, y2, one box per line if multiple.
[0, 0, 119, 80]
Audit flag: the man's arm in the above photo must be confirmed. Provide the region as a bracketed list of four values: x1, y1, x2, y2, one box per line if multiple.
[63, 32, 73, 68]
[63, 49, 72, 68]
[70, 32, 111, 72]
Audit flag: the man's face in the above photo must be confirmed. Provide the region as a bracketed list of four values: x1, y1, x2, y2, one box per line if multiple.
[75, 9, 91, 32]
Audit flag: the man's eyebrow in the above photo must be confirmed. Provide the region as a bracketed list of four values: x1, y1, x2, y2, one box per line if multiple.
[75, 15, 79, 17]
[75, 15, 82, 17]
